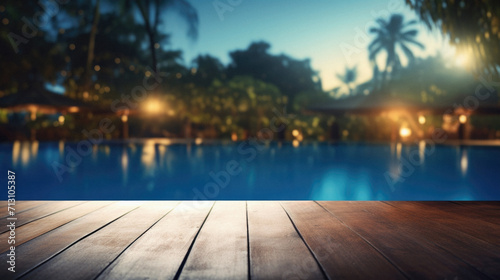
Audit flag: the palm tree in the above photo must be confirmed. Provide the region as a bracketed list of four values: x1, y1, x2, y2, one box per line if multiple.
[336, 66, 358, 95]
[124, 0, 199, 73]
[368, 14, 424, 85]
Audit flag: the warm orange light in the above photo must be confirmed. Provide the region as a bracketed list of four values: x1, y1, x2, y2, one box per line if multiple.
[399, 127, 412, 138]
[292, 129, 300, 137]
[459, 115, 467, 124]
[68, 106, 79, 113]
[121, 115, 128, 122]
[195, 138, 203, 145]
[144, 99, 163, 114]
[58, 115, 65, 124]
[292, 140, 300, 147]
[231, 133, 238, 141]
[418, 116, 426, 125]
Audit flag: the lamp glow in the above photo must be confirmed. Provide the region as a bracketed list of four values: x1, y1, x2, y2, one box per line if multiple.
[144, 99, 162, 114]
[459, 115, 467, 124]
[399, 127, 412, 138]
[418, 116, 426, 125]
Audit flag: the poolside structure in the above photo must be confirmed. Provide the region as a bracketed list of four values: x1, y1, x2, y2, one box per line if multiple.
[309, 89, 500, 140]
[1, 200, 498, 279]
[0, 87, 87, 140]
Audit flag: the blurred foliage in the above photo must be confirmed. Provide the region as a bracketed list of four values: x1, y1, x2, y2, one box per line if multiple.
[227, 42, 322, 111]
[384, 55, 477, 103]
[2, 0, 500, 141]
[407, 0, 500, 77]
[0, 1, 66, 95]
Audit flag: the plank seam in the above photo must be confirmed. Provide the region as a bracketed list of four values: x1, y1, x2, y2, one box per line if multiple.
[0, 202, 115, 255]
[15, 204, 142, 280]
[279, 202, 330, 280]
[172, 201, 216, 280]
[315, 201, 410, 280]
[0, 201, 51, 219]
[0, 201, 89, 234]
[93, 202, 182, 280]
[382, 201, 500, 246]
[245, 201, 251, 280]
[379, 202, 497, 279]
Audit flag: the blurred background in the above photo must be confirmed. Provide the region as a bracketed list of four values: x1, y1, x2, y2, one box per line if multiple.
[1, 0, 500, 143]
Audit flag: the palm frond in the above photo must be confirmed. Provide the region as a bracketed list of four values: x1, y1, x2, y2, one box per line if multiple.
[402, 36, 425, 49]
[400, 43, 415, 63]
[166, 0, 199, 40]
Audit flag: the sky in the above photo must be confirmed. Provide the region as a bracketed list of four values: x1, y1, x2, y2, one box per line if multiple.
[161, 0, 458, 92]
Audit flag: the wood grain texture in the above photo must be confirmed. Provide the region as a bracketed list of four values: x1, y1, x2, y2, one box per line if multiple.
[281, 201, 406, 280]
[0, 201, 49, 218]
[319, 201, 489, 279]
[0, 201, 498, 279]
[0, 201, 112, 252]
[0, 201, 85, 233]
[97, 201, 213, 280]
[386, 201, 500, 246]
[23, 202, 179, 280]
[0, 202, 139, 279]
[248, 201, 325, 280]
[339, 201, 500, 279]
[420, 201, 500, 225]
[179, 201, 248, 280]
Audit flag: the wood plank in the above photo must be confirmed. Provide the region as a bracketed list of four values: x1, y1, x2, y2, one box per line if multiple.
[319, 201, 489, 279]
[248, 201, 325, 280]
[332, 201, 500, 279]
[23, 202, 179, 280]
[0, 201, 49, 218]
[97, 201, 214, 280]
[386, 201, 500, 246]
[179, 201, 248, 280]
[441, 202, 500, 225]
[0, 201, 113, 252]
[0, 201, 85, 233]
[455, 201, 500, 210]
[0, 202, 142, 279]
[281, 201, 405, 280]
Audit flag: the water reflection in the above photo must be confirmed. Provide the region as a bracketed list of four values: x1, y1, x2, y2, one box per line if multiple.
[31, 141, 39, 158]
[418, 140, 426, 165]
[141, 140, 156, 176]
[59, 141, 65, 157]
[11, 141, 40, 168]
[4, 140, 499, 200]
[12, 141, 20, 166]
[121, 147, 129, 184]
[396, 142, 402, 160]
[460, 148, 468, 176]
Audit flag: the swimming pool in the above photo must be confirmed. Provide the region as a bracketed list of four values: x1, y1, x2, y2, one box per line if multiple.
[2, 140, 499, 200]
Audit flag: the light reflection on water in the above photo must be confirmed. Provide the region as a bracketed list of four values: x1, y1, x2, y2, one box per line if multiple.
[1, 140, 499, 200]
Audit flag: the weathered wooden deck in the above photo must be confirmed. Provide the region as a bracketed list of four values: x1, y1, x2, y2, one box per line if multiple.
[1, 201, 499, 279]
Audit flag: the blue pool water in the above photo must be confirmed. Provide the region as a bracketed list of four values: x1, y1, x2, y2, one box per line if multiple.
[1, 140, 499, 200]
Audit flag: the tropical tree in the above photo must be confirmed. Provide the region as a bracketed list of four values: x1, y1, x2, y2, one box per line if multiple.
[336, 66, 357, 95]
[190, 55, 226, 87]
[407, 0, 500, 77]
[0, 1, 66, 94]
[368, 14, 424, 85]
[123, 0, 199, 73]
[227, 41, 322, 111]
